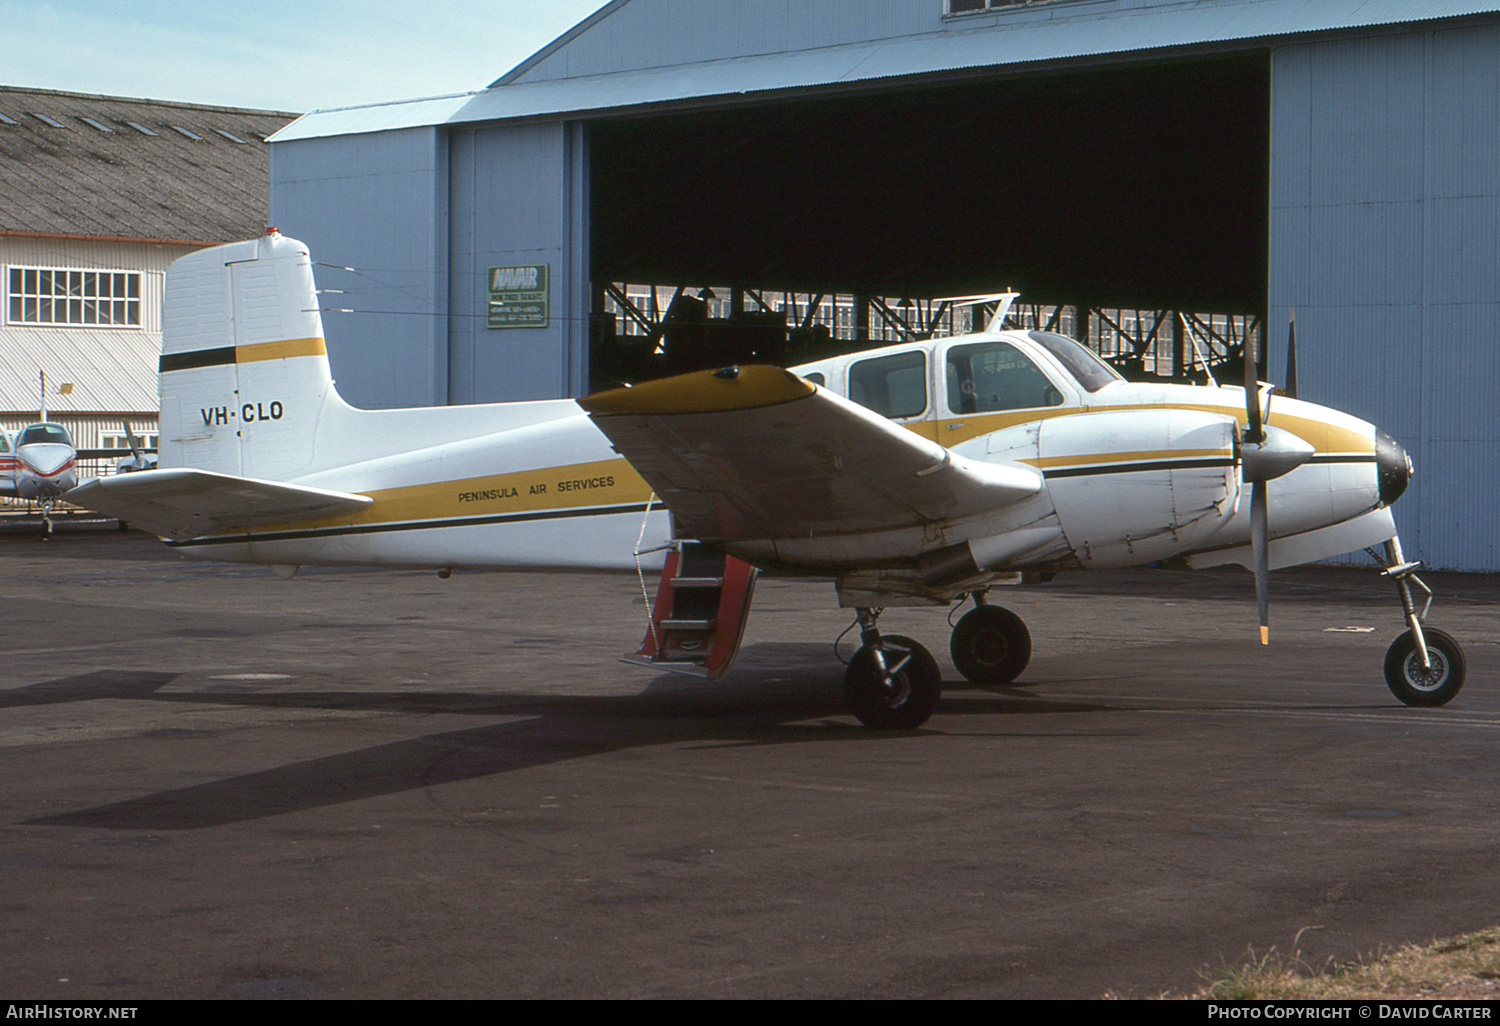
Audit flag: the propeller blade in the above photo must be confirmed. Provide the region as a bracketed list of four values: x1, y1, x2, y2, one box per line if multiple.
[124, 423, 143, 461]
[1243, 332, 1262, 444]
[1285, 309, 1298, 400]
[1251, 479, 1270, 645]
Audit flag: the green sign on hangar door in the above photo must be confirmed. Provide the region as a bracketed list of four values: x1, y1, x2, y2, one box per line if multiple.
[486, 265, 549, 329]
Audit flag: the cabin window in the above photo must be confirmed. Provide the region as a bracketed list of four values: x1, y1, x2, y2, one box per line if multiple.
[946, 341, 1065, 414]
[849, 351, 927, 419]
[6, 268, 141, 327]
[801, 372, 825, 387]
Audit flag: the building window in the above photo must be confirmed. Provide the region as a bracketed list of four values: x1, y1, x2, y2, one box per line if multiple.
[101, 432, 159, 451]
[7, 268, 141, 327]
[946, 0, 1038, 14]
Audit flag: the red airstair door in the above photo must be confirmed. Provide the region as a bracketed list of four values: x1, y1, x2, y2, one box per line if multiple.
[626, 544, 758, 680]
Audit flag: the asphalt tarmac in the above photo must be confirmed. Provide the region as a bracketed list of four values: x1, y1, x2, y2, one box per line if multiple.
[2, 527, 1498, 999]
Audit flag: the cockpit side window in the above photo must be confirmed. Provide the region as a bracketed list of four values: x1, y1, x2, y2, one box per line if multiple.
[946, 341, 1065, 414]
[1027, 331, 1123, 393]
[848, 350, 927, 419]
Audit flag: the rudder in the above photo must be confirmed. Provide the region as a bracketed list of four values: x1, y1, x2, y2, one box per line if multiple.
[160, 231, 339, 481]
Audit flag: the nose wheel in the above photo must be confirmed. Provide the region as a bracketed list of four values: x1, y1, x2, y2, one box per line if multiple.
[843, 609, 942, 729]
[1384, 627, 1466, 706]
[949, 596, 1031, 686]
[1379, 538, 1466, 707]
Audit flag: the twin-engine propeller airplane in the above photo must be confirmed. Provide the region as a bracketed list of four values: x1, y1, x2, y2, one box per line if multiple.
[8, 422, 79, 503]
[1, 374, 86, 534]
[67, 232, 1465, 727]
[1, 421, 80, 537]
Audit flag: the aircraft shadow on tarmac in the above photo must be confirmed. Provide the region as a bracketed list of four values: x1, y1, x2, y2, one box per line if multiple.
[15, 644, 1124, 833]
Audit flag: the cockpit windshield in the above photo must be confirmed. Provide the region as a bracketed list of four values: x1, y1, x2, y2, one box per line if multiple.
[18, 424, 73, 447]
[1027, 331, 1124, 393]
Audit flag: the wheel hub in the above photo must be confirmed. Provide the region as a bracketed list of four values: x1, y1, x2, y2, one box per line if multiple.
[1405, 648, 1449, 691]
[970, 631, 1007, 666]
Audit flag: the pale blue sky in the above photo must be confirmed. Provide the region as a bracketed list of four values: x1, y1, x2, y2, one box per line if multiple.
[1, 0, 614, 112]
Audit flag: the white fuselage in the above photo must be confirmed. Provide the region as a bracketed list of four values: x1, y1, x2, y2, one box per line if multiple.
[122, 235, 1402, 600]
[172, 329, 1392, 591]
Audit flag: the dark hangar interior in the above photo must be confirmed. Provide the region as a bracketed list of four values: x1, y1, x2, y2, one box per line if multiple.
[589, 51, 1270, 315]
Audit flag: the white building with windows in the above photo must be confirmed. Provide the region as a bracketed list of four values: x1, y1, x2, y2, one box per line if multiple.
[0, 86, 296, 474]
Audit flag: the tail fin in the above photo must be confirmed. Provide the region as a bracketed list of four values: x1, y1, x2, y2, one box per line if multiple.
[160, 231, 338, 481]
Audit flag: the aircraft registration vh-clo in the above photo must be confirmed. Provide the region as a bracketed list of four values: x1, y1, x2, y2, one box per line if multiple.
[68, 231, 1466, 728]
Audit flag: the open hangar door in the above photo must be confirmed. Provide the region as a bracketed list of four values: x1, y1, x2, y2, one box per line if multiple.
[586, 50, 1270, 387]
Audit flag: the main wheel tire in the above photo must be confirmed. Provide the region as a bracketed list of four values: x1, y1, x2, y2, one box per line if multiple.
[950, 606, 1031, 685]
[1384, 627, 1466, 707]
[845, 635, 941, 729]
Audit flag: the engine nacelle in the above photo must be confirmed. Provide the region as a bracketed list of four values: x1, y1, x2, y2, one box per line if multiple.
[1042, 408, 1240, 569]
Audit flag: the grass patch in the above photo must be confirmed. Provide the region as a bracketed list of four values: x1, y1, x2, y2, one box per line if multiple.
[1182, 927, 1500, 1000]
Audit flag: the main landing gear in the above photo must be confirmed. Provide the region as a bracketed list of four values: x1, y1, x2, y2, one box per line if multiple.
[843, 609, 942, 729]
[949, 592, 1032, 686]
[842, 593, 1035, 729]
[1380, 538, 1467, 707]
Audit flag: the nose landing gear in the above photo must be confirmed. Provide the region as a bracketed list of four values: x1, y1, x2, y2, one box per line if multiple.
[38, 498, 57, 540]
[1380, 538, 1466, 706]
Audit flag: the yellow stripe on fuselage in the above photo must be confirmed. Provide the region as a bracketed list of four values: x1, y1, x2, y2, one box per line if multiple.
[1027, 447, 1232, 471]
[245, 458, 655, 537]
[358, 458, 654, 524]
[236, 337, 327, 363]
[915, 400, 1373, 456]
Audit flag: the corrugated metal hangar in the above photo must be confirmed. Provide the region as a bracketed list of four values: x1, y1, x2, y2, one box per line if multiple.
[268, 0, 1500, 571]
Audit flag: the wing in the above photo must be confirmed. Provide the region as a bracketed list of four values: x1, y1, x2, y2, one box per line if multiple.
[66, 468, 372, 542]
[580, 366, 1042, 541]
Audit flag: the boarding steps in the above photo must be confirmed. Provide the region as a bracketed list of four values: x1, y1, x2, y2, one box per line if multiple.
[624, 542, 759, 680]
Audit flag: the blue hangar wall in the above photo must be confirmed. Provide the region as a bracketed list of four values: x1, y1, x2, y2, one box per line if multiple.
[269, 120, 590, 409]
[268, 0, 1500, 571]
[1269, 25, 1500, 571]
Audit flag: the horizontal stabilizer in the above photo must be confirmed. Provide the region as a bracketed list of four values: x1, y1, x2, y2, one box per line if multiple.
[66, 468, 372, 542]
